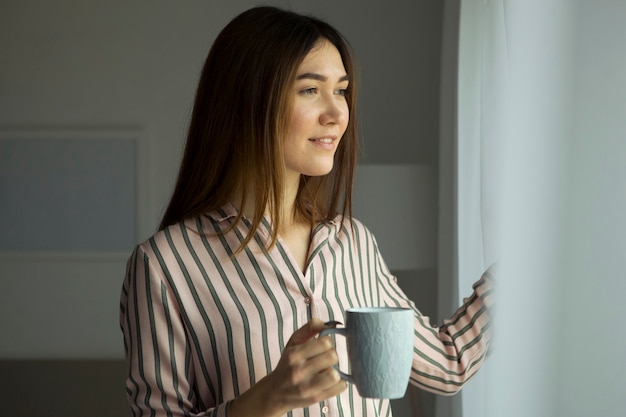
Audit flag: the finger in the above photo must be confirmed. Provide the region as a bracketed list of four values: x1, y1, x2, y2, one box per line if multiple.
[301, 337, 340, 371]
[280, 335, 336, 377]
[301, 339, 338, 373]
[314, 367, 342, 389]
[286, 318, 327, 347]
[320, 378, 349, 400]
[305, 370, 348, 403]
[288, 365, 344, 402]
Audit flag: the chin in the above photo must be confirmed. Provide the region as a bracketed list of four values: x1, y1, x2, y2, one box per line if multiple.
[304, 164, 335, 177]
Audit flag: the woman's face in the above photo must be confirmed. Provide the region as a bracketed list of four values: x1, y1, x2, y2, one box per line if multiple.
[283, 38, 350, 182]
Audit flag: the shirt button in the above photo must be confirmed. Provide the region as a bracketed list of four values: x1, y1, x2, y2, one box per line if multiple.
[322, 406, 329, 414]
[304, 297, 311, 305]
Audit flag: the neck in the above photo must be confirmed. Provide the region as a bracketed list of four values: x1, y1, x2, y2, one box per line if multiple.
[231, 174, 303, 231]
[281, 174, 301, 227]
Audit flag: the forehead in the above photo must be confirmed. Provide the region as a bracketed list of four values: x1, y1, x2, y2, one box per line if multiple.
[298, 39, 347, 73]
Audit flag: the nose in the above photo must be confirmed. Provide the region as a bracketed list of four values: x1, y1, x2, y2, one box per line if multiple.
[319, 97, 348, 126]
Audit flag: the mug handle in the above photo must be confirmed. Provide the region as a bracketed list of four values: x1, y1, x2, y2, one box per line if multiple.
[319, 327, 355, 384]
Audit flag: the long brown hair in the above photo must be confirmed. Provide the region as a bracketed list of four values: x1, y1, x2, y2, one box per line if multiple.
[159, 6, 359, 250]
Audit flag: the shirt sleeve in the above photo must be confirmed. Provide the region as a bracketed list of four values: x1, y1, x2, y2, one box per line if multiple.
[119, 244, 231, 417]
[373, 241, 495, 395]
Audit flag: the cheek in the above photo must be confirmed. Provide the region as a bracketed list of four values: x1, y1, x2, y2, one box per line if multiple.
[287, 109, 316, 137]
[341, 99, 350, 119]
[341, 105, 350, 133]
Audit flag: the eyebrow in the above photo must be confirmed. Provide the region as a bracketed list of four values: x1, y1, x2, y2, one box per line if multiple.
[296, 72, 350, 83]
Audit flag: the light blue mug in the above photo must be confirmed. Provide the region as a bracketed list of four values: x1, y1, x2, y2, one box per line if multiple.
[320, 307, 414, 399]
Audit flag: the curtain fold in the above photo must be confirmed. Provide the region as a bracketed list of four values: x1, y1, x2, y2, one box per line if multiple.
[452, 1, 508, 416]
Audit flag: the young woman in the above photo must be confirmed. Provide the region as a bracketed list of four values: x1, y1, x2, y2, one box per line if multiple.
[120, 6, 494, 417]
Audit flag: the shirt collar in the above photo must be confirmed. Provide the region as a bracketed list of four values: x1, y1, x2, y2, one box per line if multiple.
[204, 202, 239, 223]
[203, 202, 343, 227]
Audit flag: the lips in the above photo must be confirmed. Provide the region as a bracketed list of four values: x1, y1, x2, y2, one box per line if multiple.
[309, 135, 337, 143]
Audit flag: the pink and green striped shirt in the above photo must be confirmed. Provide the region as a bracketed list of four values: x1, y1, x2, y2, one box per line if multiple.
[120, 203, 493, 417]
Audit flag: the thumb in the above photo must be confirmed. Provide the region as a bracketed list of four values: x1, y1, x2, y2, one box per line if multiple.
[286, 318, 327, 347]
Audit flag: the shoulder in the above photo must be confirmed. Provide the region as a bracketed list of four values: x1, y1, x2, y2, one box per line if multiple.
[133, 215, 211, 258]
[325, 214, 377, 243]
[126, 215, 223, 283]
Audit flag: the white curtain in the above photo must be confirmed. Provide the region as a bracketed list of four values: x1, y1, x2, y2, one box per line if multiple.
[451, 0, 571, 416]
[451, 1, 508, 416]
[447, 1, 626, 416]
[438, 0, 506, 415]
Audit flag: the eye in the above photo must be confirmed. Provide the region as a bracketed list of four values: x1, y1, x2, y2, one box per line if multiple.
[336, 88, 349, 97]
[300, 87, 317, 96]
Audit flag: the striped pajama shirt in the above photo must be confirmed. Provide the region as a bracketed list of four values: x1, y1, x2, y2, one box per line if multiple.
[120, 203, 493, 417]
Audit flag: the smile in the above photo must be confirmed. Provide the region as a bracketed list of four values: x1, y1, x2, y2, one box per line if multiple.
[310, 136, 336, 143]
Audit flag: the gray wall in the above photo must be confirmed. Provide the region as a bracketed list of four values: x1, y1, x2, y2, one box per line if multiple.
[0, 2, 444, 417]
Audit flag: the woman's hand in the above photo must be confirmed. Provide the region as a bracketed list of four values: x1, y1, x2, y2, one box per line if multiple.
[268, 318, 347, 410]
[229, 319, 347, 417]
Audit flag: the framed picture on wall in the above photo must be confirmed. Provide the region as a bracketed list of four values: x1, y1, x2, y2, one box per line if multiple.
[0, 128, 147, 254]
